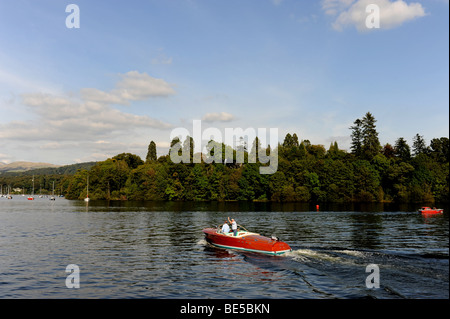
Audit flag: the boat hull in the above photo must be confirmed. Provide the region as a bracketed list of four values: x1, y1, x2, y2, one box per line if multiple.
[202, 228, 291, 256]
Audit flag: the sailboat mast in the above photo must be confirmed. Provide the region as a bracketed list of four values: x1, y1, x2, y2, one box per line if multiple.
[50, 181, 56, 200]
[28, 175, 35, 200]
[84, 174, 90, 202]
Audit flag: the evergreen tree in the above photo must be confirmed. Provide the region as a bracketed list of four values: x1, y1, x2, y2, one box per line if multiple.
[146, 140, 157, 162]
[412, 134, 427, 156]
[394, 137, 411, 161]
[292, 133, 299, 147]
[283, 133, 293, 148]
[361, 112, 381, 160]
[350, 118, 363, 157]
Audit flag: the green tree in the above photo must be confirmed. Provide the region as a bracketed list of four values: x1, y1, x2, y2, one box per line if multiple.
[430, 137, 449, 163]
[268, 171, 287, 201]
[412, 134, 427, 157]
[353, 160, 381, 202]
[361, 112, 381, 160]
[146, 141, 157, 162]
[282, 133, 293, 148]
[350, 118, 363, 157]
[113, 153, 144, 169]
[394, 137, 411, 161]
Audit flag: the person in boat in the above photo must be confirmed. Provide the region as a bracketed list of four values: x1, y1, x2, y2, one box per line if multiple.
[228, 217, 238, 236]
[221, 221, 230, 234]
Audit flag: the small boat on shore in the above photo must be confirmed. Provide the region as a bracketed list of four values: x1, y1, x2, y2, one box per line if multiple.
[418, 207, 444, 215]
[202, 225, 292, 256]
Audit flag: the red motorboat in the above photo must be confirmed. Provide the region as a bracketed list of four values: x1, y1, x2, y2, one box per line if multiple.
[418, 207, 444, 215]
[202, 226, 292, 256]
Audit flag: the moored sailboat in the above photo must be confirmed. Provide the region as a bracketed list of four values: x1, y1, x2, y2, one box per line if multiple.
[27, 175, 35, 200]
[50, 181, 56, 201]
[84, 175, 90, 202]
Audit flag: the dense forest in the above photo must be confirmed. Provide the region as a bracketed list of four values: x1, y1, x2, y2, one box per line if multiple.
[1, 113, 448, 203]
[62, 112, 448, 203]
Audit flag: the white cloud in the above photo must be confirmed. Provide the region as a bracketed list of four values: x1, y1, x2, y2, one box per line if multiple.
[79, 88, 125, 105]
[322, 0, 355, 15]
[201, 112, 235, 123]
[80, 71, 175, 105]
[115, 71, 175, 99]
[0, 92, 173, 142]
[0, 71, 175, 163]
[322, 0, 426, 31]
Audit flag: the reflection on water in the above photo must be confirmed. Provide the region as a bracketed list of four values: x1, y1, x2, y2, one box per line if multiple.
[0, 198, 448, 298]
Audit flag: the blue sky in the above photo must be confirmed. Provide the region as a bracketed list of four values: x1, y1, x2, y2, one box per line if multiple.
[0, 0, 448, 165]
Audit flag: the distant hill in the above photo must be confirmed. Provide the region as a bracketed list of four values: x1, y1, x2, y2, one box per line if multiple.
[0, 161, 60, 173]
[0, 161, 97, 176]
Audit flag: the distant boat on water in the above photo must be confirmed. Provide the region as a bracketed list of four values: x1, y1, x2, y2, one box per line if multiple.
[84, 175, 90, 202]
[418, 206, 443, 215]
[50, 181, 56, 201]
[27, 175, 35, 200]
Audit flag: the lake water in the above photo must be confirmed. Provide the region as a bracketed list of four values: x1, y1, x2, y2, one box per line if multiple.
[0, 197, 448, 299]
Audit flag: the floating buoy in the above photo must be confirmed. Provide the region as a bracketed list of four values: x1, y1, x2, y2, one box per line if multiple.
[316, 204, 319, 211]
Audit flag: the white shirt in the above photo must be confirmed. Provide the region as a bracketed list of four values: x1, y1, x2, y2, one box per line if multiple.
[221, 223, 230, 233]
[231, 220, 237, 230]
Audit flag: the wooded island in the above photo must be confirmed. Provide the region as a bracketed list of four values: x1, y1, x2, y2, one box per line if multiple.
[2, 113, 448, 203]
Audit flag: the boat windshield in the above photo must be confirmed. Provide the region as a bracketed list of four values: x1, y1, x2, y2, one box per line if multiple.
[216, 224, 258, 237]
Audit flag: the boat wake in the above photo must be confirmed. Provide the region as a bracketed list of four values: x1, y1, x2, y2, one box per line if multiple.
[286, 248, 347, 263]
[197, 237, 448, 298]
[195, 238, 208, 248]
[278, 246, 448, 298]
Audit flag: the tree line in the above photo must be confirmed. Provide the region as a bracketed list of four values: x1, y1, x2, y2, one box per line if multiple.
[0, 162, 96, 196]
[62, 112, 448, 203]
